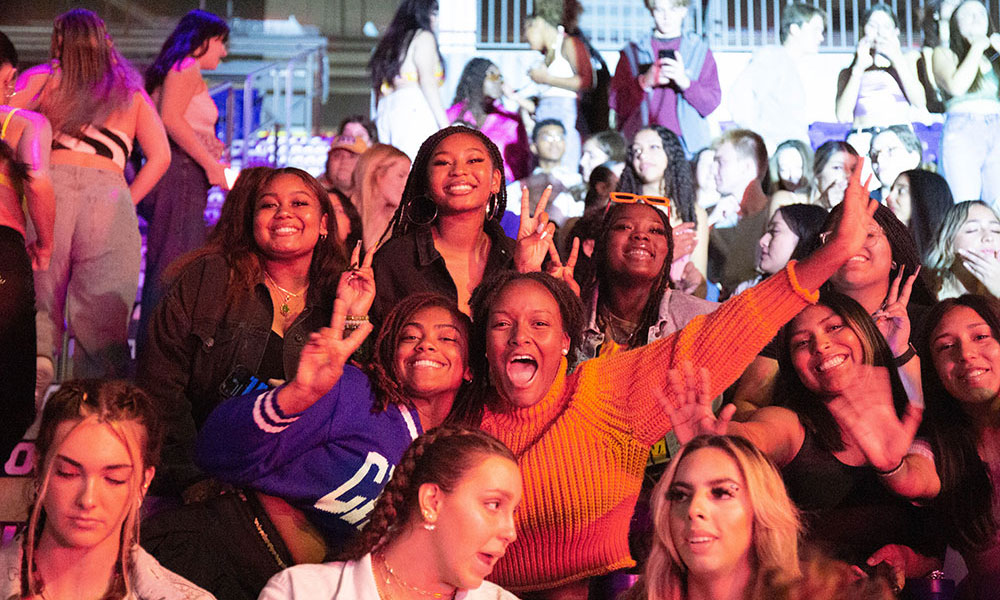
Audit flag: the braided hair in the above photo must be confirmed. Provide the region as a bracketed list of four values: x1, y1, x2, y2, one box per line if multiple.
[805, 203, 936, 306]
[618, 126, 697, 224]
[451, 58, 496, 129]
[367, 293, 479, 426]
[340, 427, 515, 560]
[582, 202, 675, 348]
[385, 126, 507, 242]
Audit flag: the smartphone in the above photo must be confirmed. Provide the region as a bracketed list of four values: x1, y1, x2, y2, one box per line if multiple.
[658, 48, 677, 61]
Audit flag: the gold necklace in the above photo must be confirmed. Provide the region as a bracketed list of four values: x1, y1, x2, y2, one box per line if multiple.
[264, 271, 307, 317]
[377, 553, 456, 599]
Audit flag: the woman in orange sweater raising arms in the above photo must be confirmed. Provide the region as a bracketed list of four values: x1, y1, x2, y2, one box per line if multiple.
[465, 160, 877, 599]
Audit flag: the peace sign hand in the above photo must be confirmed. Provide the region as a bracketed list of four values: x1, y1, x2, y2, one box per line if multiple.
[336, 241, 376, 318]
[545, 237, 581, 297]
[514, 184, 557, 273]
[873, 264, 919, 356]
[278, 298, 374, 414]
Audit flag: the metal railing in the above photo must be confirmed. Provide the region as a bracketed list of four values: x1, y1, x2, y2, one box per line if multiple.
[479, 0, 1000, 52]
[210, 45, 329, 167]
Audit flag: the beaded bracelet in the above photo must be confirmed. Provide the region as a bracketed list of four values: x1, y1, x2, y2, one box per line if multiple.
[344, 314, 369, 329]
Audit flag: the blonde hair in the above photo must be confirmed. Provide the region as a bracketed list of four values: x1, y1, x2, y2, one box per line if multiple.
[24, 380, 161, 599]
[645, 435, 801, 600]
[42, 9, 142, 136]
[351, 143, 411, 250]
[925, 200, 1000, 298]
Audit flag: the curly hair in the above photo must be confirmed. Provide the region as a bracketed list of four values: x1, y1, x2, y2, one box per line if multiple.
[618, 126, 697, 224]
[644, 435, 801, 600]
[340, 427, 515, 560]
[451, 58, 496, 129]
[367, 293, 480, 425]
[386, 126, 507, 240]
[806, 202, 937, 306]
[582, 202, 675, 348]
[467, 271, 585, 417]
[144, 10, 229, 93]
[168, 166, 348, 303]
[25, 380, 163, 599]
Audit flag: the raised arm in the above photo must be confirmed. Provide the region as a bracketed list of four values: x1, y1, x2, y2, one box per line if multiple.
[600, 159, 876, 444]
[932, 35, 998, 97]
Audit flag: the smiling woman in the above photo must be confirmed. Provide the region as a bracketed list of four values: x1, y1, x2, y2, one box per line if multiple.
[371, 126, 514, 324]
[136, 167, 347, 497]
[466, 159, 904, 595]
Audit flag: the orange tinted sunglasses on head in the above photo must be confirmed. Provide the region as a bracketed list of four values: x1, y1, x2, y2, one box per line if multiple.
[608, 192, 672, 218]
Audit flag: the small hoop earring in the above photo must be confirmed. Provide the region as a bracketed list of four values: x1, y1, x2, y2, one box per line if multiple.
[406, 195, 438, 226]
[891, 260, 898, 271]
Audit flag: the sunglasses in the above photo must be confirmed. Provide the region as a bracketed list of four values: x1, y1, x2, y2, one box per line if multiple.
[608, 192, 672, 218]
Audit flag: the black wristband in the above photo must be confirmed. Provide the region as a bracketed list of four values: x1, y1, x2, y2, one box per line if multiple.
[894, 343, 917, 367]
[875, 457, 906, 477]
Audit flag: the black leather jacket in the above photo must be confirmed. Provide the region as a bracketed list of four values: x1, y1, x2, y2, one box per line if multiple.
[137, 253, 333, 495]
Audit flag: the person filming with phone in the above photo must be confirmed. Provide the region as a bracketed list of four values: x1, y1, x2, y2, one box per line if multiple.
[610, 0, 721, 156]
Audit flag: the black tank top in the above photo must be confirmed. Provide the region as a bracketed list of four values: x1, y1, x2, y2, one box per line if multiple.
[782, 426, 941, 565]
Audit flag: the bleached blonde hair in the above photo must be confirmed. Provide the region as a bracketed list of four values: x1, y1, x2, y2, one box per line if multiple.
[645, 435, 801, 600]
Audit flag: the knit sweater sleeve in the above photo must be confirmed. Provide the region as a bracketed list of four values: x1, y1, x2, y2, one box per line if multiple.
[594, 263, 816, 446]
[194, 366, 371, 484]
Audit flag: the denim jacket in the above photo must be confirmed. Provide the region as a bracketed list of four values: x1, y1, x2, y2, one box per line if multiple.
[0, 540, 215, 600]
[137, 253, 333, 495]
[573, 286, 718, 367]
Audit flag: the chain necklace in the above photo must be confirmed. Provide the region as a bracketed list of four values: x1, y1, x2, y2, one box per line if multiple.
[264, 271, 306, 317]
[376, 553, 456, 599]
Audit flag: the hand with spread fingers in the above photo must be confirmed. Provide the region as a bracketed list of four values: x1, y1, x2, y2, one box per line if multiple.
[827, 364, 923, 473]
[336, 241, 377, 319]
[656, 361, 734, 445]
[514, 184, 558, 273]
[873, 265, 919, 356]
[278, 297, 374, 413]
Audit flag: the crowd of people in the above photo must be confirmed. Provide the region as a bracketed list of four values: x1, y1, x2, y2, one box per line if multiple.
[3, 1, 1000, 600]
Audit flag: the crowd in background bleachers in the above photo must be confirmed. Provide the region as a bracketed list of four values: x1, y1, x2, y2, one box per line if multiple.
[4, 0, 1000, 599]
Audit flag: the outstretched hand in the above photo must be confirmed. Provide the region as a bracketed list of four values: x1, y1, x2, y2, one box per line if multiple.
[514, 184, 557, 272]
[278, 298, 374, 413]
[827, 364, 923, 472]
[822, 158, 877, 255]
[655, 361, 733, 445]
[336, 241, 376, 318]
[873, 265, 918, 356]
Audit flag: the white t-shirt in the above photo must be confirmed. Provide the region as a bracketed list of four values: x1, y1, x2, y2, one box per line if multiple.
[257, 553, 520, 600]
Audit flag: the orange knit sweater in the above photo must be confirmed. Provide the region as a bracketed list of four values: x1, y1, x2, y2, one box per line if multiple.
[480, 263, 816, 592]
